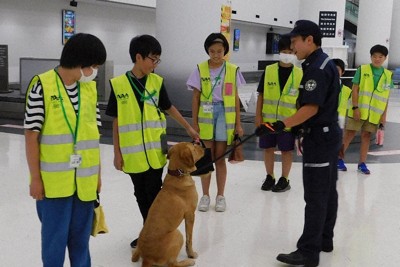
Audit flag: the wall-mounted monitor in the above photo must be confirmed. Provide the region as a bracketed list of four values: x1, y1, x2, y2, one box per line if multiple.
[266, 33, 281, 54]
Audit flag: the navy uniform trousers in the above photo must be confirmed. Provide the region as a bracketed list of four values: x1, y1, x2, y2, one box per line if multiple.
[297, 123, 342, 262]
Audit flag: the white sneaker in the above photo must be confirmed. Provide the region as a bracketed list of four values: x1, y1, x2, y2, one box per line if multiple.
[198, 195, 210, 212]
[215, 195, 226, 212]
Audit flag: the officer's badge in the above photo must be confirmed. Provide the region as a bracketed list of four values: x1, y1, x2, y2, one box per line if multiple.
[304, 79, 317, 91]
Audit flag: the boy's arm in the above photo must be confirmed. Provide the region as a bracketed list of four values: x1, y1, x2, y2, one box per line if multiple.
[112, 117, 124, 171]
[25, 129, 44, 200]
[165, 105, 199, 140]
[351, 83, 361, 120]
[191, 89, 200, 133]
[255, 93, 263, 127]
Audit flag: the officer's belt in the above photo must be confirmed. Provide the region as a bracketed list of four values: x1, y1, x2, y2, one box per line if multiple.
[305, 124, 334, 134]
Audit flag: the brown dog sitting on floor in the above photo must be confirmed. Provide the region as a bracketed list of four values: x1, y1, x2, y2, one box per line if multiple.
[132, 142, 204, 267]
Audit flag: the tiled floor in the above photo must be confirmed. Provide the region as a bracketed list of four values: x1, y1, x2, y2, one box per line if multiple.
[2, 91, 400, 266]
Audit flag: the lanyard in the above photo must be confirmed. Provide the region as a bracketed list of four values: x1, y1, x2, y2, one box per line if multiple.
[202, 61, 226, 100]
[55, 71, 80, 152]
[126, 72, 156, 102]
[126, 71, 162, 119]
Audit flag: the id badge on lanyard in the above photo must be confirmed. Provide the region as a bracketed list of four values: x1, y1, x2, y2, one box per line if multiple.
[70, 153, 82, 168]
[203, 102, 213, 113]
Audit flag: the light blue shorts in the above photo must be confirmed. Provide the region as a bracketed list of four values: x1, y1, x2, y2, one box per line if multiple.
[212, 102, 227, 141]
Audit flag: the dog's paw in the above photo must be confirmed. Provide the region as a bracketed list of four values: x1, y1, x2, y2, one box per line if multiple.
[187, 250, 198, 259]
[131, 249, 140, 262]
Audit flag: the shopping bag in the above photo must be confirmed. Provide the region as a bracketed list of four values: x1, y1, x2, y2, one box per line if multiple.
[228, 134, 244, 164]
[191, 139, 214, 176]
[91, 196, 109, 237]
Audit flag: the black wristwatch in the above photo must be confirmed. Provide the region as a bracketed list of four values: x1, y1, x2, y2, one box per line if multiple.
[352, 106, 359, 110]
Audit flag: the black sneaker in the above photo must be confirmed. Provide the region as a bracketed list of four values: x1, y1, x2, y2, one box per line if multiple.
[130, 238, 138, 248]
[277, 250, 318, 267]
[261, 175, 275, 191]
[272, 177, 291, 192]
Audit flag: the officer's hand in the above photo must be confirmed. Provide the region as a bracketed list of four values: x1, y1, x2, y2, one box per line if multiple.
[272, 120, 286, 133]
[255, 122, 276, 136]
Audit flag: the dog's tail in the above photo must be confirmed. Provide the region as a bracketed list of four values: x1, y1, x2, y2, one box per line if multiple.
[131, 246, 141, 262]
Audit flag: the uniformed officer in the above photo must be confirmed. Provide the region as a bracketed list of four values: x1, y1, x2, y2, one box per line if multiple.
[256, 20, 342, 266]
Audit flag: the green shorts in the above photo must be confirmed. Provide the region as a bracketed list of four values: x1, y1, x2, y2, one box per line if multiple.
[345, 117, 378, 133]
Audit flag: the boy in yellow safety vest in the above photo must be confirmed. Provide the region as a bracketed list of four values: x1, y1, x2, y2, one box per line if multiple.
[24, 33, 107, 267]
[255, 34, 302, 193]
[106, 35, 198, 248]
[339, 45, 393, 174]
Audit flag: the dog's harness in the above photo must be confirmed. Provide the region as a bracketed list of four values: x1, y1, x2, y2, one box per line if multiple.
[168, 169, 192, 177]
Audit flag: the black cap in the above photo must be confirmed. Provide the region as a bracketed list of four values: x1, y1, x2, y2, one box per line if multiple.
[290, 20, 322, 39]
[204, 33, 229, 55]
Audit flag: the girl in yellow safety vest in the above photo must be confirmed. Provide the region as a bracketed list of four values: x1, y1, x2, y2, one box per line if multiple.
[187, 33, 246, 212]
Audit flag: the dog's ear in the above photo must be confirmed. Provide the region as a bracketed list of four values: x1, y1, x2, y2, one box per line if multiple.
[167, 145, 174, 159]
[180, 145, 195, 167]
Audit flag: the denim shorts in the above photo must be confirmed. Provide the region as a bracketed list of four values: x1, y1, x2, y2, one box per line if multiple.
[259, 130, 295, 151]
[212, 102, 227, 141]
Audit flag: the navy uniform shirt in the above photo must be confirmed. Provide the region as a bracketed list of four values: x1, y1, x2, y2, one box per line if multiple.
[298, 48, 340, 127]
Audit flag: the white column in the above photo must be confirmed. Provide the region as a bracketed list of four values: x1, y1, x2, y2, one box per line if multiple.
[388, 0, 400, 68]
[156, 0, 226, 111]
[355, 0, 393, 67]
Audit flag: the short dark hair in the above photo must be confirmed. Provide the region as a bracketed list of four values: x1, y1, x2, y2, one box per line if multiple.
[290, 20, 322, 46]
[60, 33, 107, 68]
[278, 34, 291, 52]
[332, 58, 345, 74]
[370, 44, 388, 57]
[204, 33, 229, 55]
[129, 35, 162, 63]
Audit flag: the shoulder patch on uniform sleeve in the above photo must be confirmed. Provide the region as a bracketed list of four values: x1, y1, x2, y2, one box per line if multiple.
[304, 79, 317, 91]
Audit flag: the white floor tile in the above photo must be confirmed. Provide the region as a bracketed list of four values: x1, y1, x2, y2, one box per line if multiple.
[1, 132, 400, 266]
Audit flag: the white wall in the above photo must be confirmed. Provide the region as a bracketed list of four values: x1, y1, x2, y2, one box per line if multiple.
[0, 0, 156, 83]
[229, 22, 289, 71]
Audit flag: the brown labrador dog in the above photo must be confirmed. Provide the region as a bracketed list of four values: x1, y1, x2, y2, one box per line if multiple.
[132, 142, 204, 267]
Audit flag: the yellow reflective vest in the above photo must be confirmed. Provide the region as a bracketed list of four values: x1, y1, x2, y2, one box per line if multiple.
[262, 63, 302, 131]
[197, 61, 238, 145]
[337, 84, 352, 119]
[26, 69, 100, 201]
[347, 65, 392, 124]
[110, 73, 167, 173]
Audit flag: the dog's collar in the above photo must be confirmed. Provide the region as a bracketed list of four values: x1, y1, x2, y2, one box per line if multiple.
[168, 169, 191, 177]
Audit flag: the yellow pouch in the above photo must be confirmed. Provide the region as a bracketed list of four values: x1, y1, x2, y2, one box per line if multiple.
[91, 199, 109, 237]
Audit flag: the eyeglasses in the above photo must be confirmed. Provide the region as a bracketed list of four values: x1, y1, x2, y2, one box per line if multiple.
[146, 56, 161, 65]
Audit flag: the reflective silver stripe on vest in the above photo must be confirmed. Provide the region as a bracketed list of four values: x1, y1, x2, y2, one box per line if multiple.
[198, 117, 213, 124]
[76, 140, 99, 150]
[262, 113, 277, 120]
[276, 114, 287, 121]
[225, 106, 236, 112]
[40, 134, 73, 144]
[359, 91, 373, 97]
[304, 162, 329, 167]
[227, 123, 235, 130]
[77, 166, 99, 177]
[119, 121, 166, 133]
[319, 57, 330, 70]
[41, 161, 71, 172]
[120, 141, 161, 155]
[369, 105, 385, 114]
[264, 99, 279, 105]
[119, 123, 141, 133]
[278, 102, 296, 109]
[143, 120, 167, 129]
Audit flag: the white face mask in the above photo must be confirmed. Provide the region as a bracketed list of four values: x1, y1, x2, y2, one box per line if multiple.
[279, 53, 295, 64]
[79, 67, 98, 82]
